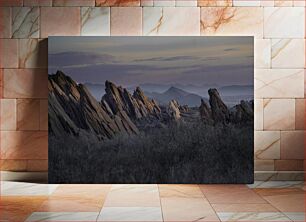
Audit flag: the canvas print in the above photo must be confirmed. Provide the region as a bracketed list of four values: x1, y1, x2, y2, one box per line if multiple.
[48, 37, 254, 184]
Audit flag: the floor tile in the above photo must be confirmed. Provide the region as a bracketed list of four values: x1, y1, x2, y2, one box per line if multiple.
[283, 212, 305, 221]
[161, 197, 219, 221]
[97, 207, 162, 221]
[0, 196, 47, 221]
[1, 181, 58, 196]
[199, 185, 266, 204]
[254, 188, 304, 196]
[52, 184, 111, 199]
[158, 184, 204, 198]
[37, 196, 104, 212]
[25, 212, 99, 221]
[217, 212, 291, 221]
[248, 181, 304, 189]
[255, 188, 305, 212]
[212, 203, 278, 212]
[103, 184, 160, 207]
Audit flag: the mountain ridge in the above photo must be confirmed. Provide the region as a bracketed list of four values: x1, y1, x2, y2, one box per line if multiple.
[49, 71, 253, 141]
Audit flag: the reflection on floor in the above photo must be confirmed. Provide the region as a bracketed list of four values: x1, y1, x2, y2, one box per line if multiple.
[0, 181, 304, 221]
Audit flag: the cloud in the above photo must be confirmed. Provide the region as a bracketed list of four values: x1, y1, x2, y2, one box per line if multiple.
[48, 51, 117, 68]
[133, 56, 200, 63]
[201, 57, 220, 62]
[49, 60, 253, 88]
[224, 47, 240, 52]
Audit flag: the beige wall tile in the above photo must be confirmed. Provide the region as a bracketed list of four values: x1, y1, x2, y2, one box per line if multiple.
[17, 99, 40, 130]
[0, 99, 16, 131]
[264, 7, 305, 38]
[0, 159, 27, 171]
[176, 0, 197, 6]
[233, 0, 260, 6]
[19, 39, 48, 68]
[41, 7, 80, 38]
[111, 7, 142, 36]
[272, 39, 305, 68]
[274, 160, 304, 171]
[293, 0, 305, 6]
[255, 131, 280, 160]
[53, 0, 95, 6]
[261, 0, 274, 6]
[256, 69, 304, 98]
[24, 0, 52, 6]
[1, 131, 48, 159]
[198, 0, 232, 6]
[0, 69, 3, 98]
[141, 0, 153, 6]
[295, 99, 305, 130]
[96, 0, 140, 6]
[0, 39, 18, 68]
[304, 70, 306, 98]
[274, 0, 293, 6]
[255, 39, 271, 68]
[3, 69, 48, 99]
[27, 160, 48, 171]
[0, 7, 11, 38]
[200, 7, 263, 38]
[40, 99, 48, 131]
[0, 0, 22, 6]
[12, 7, 40, 38]
[143, 7, 200, 36]
[255, 99, 263, 130]
[81, 7, 110, 36]
[263, 99, 295, 130]
[154, 0, 175, 6]
[254, 160, 275, 171]
[280, 131, 304, 160]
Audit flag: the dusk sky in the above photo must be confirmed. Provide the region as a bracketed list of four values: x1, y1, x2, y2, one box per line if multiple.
[48, 36, 254, 88]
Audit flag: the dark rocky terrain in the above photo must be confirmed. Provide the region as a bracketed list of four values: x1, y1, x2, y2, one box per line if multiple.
[49, 71, 254, 184]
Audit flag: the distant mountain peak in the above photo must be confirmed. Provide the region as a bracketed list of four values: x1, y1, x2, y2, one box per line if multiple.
[167, 86, 183, 92]
[164, 86, 189, 96]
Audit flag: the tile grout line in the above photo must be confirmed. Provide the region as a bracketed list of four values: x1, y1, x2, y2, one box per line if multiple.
[197, 184, 222, 222]
[95, 184, 112, 221]
[252, 189, 296, 221]
[157, 184, 165, 222]
[199, 184, 295, 221]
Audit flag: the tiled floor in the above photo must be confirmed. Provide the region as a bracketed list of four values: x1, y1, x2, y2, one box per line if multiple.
[0, 181, 305, 221]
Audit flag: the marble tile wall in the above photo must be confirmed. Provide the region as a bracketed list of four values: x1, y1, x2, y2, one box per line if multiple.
[0, 0, 304, 179]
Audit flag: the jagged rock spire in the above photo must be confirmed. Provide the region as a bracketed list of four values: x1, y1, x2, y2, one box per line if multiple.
[48, 71, 139, 140]
[199, 98, 211, 121]
[208, 88, 230, 124]
[167, 99, 181, 121]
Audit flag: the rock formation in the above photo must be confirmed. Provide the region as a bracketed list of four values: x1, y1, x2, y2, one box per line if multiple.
[101, 81, 161, 120]
[199, 99, 211, 121]
[179, 105, 189, 112]
[49, 71, 254, 141]
[208, 88, 230, 124]
[49, 71, 139, 140]
[199, 88, 253, 125]
[167, 100, 181, 120]
[230, 100, 254, 124]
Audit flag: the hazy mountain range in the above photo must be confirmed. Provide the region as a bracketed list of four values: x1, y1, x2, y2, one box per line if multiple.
[84, 82, 253, 107]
